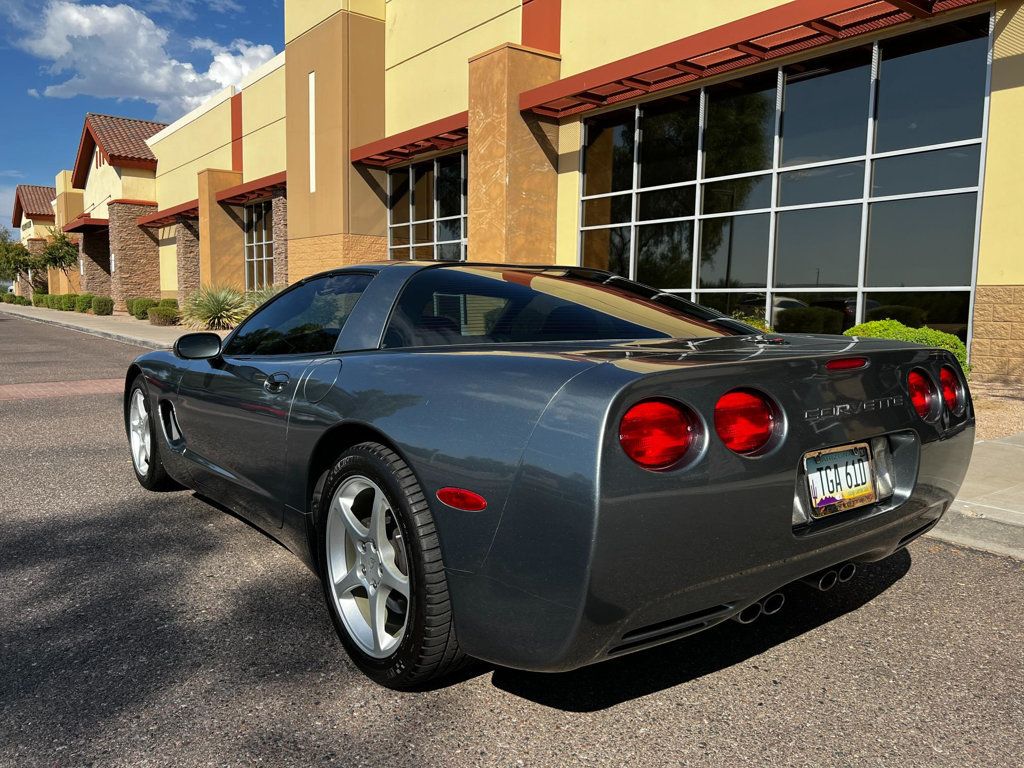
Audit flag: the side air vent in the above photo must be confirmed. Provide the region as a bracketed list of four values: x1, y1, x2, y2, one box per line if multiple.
[609, 604, 733, 655]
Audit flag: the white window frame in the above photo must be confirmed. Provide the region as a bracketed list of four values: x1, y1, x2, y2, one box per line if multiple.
[387, 151, 468, 261]
[577, 11, 994, 355]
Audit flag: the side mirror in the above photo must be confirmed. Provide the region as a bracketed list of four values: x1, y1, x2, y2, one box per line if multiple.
[173, 332, 223, 360]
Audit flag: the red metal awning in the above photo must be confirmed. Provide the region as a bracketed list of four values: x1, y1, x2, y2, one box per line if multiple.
[216, 171, 287, 205]
[136, 199, 199, 228]
[520, 0, 985, 119]
[63, 215, 109, 234]
[350, 112, 469, 168]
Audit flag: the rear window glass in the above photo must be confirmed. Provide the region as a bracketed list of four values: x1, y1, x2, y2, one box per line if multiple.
[382, 267, 739, 348]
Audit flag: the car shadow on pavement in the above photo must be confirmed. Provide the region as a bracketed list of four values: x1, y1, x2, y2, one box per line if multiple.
[489, 549, 912, 712]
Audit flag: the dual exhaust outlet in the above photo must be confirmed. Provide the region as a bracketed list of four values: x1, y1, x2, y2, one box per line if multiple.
[733, 562, 857, 625]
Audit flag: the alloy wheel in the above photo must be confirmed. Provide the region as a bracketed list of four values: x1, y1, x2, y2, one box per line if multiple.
[325, 475, 411, 659]
[129, 389, 152, 476]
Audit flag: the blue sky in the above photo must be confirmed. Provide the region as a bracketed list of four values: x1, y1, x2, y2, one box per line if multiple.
[0, 0, 283, 235]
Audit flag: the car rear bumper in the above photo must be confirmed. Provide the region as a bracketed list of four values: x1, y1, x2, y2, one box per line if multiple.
[449, 424, 973, 672]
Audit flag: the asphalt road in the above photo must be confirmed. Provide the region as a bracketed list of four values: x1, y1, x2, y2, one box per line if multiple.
[1, 314, 1022, 768]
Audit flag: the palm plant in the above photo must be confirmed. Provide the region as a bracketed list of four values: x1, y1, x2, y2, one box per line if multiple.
[181, 285, 249, 330]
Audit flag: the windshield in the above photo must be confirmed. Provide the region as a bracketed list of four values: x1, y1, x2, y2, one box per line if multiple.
[382, 266, 743, 348]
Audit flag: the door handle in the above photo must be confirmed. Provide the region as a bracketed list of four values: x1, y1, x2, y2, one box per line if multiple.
[263, 372, 290, 394]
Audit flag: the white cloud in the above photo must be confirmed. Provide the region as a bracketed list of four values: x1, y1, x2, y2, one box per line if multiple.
[15, 2, 277, 121]
[0, 170, 25, 178]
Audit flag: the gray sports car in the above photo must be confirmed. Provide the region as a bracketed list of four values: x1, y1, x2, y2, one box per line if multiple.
[124, 262, 974, 688]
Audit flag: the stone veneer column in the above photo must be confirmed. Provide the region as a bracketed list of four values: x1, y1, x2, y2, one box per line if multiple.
[969, 285, 1024, 391]
[272, 192, 288, 285]
[108, 202, 160, 312]
[175, 218, 201, 299]
[79, 231, 111, 296]
[468, 44, 561, 263]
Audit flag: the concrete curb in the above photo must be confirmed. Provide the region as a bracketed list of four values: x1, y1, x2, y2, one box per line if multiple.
[0, 304, 176, 350]
[927, 501, 1024, 560]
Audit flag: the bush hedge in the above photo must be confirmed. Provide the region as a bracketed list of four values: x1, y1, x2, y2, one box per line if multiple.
[59, 294, 78, 311]
[1, 292, 11, 303]
[148, 306, 179, 326]
[75, 293, 95, 312]
[158, 298, 179, 311]
[844, 319, 969, 373]
[32, 293, 47, 307]
[14, 295, 30, 305]
[125, 297, 140, 316]
[132, 298, 158, 320]
[774, 306, 845, 335]
[91, 296, 114, 316]
[867, 304, 927, 327]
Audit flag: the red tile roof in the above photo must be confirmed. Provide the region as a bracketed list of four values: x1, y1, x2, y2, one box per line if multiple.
[11, 184, 56, 228]
[71, 113, 168, 188]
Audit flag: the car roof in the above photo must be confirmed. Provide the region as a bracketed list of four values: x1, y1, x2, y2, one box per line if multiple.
[302, 260, 616, 282]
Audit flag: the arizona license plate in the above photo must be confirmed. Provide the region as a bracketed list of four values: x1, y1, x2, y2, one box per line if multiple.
[804, 442, 877, 519]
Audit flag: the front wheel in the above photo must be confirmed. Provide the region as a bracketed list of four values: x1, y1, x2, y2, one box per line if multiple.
[315, 442, 466, 688]
[126, 376, 178, 491]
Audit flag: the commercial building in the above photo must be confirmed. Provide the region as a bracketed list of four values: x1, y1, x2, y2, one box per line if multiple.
[10, 184, 56, 295]
[13, 0, 1024, 387]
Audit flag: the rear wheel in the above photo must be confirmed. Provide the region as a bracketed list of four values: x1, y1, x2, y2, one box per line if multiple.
[316, 442, 465, 688]
[127, 376, 177, 491]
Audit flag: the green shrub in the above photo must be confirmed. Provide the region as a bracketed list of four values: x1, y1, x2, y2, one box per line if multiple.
[845, 319, 969, 373]
[132, 298, 158, 320]
[147, 306, 179, 326]
[181, 285, 249, 330]
[244, 284, 284, 312]
[730, 311, 772, 333]
[1, 293, 10, 303]
[91, 296, 114, 316]
[867, 304, 927, 327]
[158, 298, 179, 311]
[774, 306, 844, 335]
[59, 293, 78, 311]
[75, 293, 95, 312]
[15, 295, 31, 306]
[32, 293, 47, 307]
[125, 297, 140, 316]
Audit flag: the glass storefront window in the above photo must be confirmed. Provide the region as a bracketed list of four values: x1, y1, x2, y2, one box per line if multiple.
[388, 152, 467, 261]
[865, 291, 970, 341]
[244, 200, 274, 290]
[697, 292, 768, 323]
[578, 14, 988, 346]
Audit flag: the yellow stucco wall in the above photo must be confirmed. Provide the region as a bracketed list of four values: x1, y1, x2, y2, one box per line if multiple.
[384, 0, 521, 134]
[555, 120, 581, 266]
[82, 150, 155, 217]
[286, 0, 384, 43]
[158, 228, 177, 293]
[978, 0, 1024, 285]
[242, 61, 287, 182]
[149, 93, 233, 210]
[559, 0, 780, 77]
[19, 213, 55, 245]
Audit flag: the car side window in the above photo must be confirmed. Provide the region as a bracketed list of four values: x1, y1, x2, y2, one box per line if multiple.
[223, 273, 372, 356]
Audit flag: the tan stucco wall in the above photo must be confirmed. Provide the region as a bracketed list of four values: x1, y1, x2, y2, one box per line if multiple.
[978, 0, 1024, 285]
[159, 228, 178, 294]
[198, 169, 245, 288]
[19, 213, 55, 244]
[385, 0, 521, 134]
[285, 0, 384, 43]
[242, 62, 288, 182]
[559, 0, 780, 77]
[149, 94, 233, 210]
[555, 120, 582, 266]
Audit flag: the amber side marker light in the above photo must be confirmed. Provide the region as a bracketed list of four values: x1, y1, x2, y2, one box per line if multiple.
[436, 487, 488, 512]
[825, 357, 867, 371]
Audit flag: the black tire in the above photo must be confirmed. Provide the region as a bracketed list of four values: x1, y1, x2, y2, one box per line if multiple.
[126, 375, 178, 492]
[314, 442, 466, 689]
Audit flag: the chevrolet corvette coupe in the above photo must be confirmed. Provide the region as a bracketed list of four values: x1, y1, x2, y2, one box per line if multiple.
[124, 262, 974, 688]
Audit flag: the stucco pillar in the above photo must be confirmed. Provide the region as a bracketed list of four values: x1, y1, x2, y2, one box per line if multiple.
[468, 43, 561, 264]
[109, 201, 160, 312]
[175, 218, 201, 299]
[198, 169, 245, 289]
[79, 230, 111, 296]
[272, 191, 288, 285]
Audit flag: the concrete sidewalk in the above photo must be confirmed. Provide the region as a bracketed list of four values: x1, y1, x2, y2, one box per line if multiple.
[928, 434, 1024, 559]
[0, 302, 200, 349]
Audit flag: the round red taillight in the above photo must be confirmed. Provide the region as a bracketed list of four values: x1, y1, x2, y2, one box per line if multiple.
[939, 366, 964, 414]
[619, 399, 698, 470]
[714, 389, 777, 455]
[907, 370, 937, 419]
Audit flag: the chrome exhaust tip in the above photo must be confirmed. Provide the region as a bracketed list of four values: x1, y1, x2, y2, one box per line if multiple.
[733, 602, 762, 624]
[801, 569, 838, 592]
[761, 592, 785, 616]
[837, 562, 857, 583]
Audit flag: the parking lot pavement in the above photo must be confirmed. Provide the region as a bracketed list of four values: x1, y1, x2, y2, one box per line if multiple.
[2, 316, 1022, 768]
